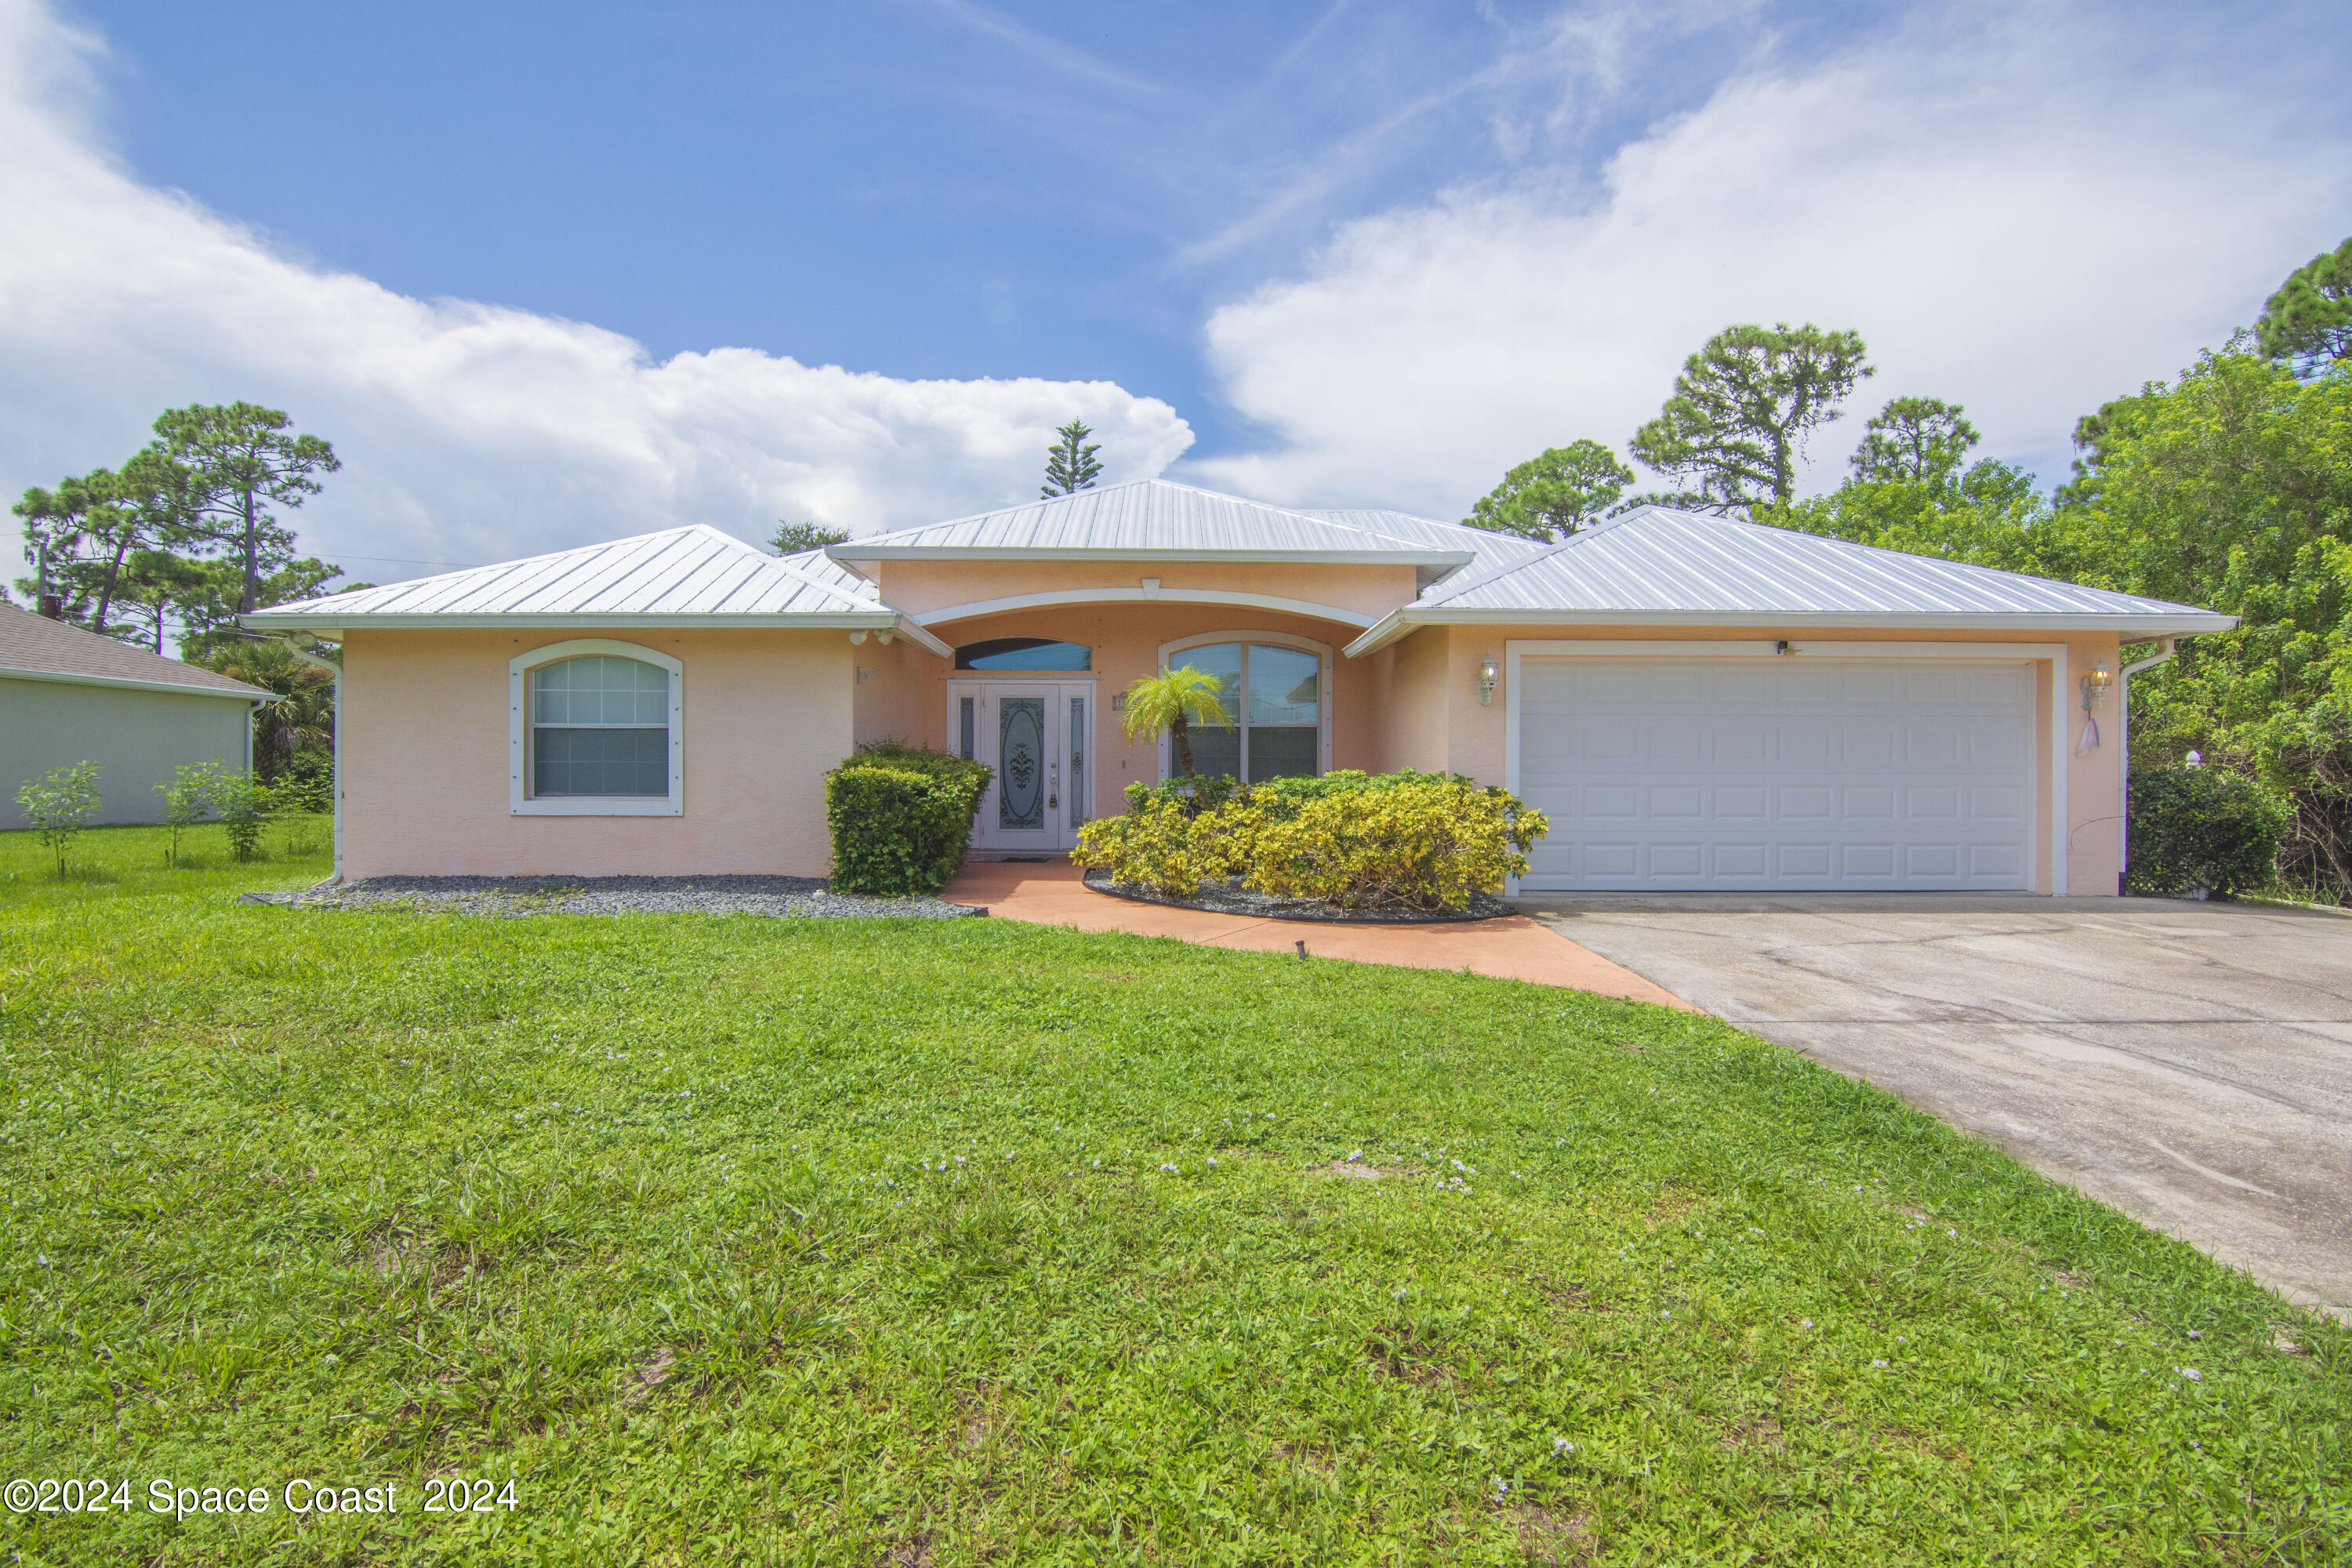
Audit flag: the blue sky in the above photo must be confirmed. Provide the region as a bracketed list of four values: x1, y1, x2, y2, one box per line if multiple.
[6, 0, 2350, 583]
[74, 0, 1842, 452]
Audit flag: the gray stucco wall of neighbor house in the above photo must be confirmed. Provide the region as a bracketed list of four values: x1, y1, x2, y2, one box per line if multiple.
[0, 677, 253, 829]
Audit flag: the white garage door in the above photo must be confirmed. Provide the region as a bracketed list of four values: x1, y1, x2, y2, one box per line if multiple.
[1515, 656, 2036, 892]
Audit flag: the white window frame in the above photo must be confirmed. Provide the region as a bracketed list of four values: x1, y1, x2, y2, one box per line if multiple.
[1154, 630, 1334, 782]
[509, 639, 684, 817]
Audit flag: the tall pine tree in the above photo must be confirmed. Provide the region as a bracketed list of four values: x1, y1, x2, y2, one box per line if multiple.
[1041, 419, 1104, 497]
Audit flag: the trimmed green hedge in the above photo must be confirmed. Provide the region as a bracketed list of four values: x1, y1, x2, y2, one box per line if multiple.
[824, 742, 993, 896]
[2125, 766, 2288, 898]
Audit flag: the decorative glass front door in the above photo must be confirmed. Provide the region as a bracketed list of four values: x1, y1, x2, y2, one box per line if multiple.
[950, 680, 1095, 853]
[996, 698, 1045, 829]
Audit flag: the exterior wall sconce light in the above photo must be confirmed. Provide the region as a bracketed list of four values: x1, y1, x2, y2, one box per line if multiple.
[2081, 657, 2112, 712]
[1477, 652, 1499, 706]
[2074, 657, 2113, 755]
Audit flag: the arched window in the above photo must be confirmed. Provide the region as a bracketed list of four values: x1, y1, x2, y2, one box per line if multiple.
[508, 641, 683, 815]
[954, 637, 1091, 670]
[1156, 634, 1327, 782]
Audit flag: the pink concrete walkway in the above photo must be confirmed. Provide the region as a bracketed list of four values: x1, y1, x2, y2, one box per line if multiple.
[942, 861, 1694, 1010]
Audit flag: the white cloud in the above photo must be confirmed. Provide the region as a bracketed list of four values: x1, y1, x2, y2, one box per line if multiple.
[0, 0, 1192, 578]
[1189, 3, 2350, 517]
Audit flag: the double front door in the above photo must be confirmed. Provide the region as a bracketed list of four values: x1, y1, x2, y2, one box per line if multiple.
[948, 681, 1095, 853]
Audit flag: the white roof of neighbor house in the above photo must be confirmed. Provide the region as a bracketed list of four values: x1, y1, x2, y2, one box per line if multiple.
[0, 603, 267, 700]
[242, 525, 950, 652]
[826, 479, 1475, 575]
[1345, 506, 2236, 653]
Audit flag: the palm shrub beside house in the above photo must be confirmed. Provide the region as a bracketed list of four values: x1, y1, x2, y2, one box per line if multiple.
[825, 742, 993, 896]
[1076, 769, 1547, 913]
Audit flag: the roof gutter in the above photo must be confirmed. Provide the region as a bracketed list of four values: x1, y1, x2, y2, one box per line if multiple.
[1343, 608, 2241, 658]
[0, 661, 267, 701]
[234, 610, 953, 659]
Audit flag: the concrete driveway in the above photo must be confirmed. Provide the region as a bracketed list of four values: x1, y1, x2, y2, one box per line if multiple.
[1517, 895, 2352, 1320]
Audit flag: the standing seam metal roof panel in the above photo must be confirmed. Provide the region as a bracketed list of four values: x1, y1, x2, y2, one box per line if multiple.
[1417, 506, 2219, 619]
[829, 479, 1468, 559]
[245, 525, 891, 622]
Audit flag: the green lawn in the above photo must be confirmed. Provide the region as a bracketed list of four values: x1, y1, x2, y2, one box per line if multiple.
[1, 826, 2344, 1566]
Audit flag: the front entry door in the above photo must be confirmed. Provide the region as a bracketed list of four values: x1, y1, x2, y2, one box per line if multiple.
[950, 681, 1094, 853]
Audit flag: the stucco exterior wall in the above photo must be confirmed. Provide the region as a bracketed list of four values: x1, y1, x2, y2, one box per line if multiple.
[0, 676, 252, 828]
[917, 601, 1377, 822]
[1374, 626, 1455, 776]
[339, 627, 851, 878]
[329, 610, 2133, 893]
[851, 633, 949, 751]
[874, 560, 1420, 622]
[1371, 623, 2129, 896]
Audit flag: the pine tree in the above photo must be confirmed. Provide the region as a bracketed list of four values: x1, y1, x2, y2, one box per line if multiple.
[1041, 419, 1104, 497]
[1628, 324, 1873, 514]
[770, 520, 850, 555]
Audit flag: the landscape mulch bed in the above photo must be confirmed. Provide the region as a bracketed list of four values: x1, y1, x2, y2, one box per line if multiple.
[240, 874, 983, 920]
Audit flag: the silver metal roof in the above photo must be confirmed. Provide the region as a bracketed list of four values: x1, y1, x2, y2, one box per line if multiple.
[1345, 506, 2235, 653]
[826, 479, 1473, 574]
[242, 525, 949, 652]
[1292, 508, 1553, 561]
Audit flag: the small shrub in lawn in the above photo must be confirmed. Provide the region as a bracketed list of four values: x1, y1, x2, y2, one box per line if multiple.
[2126, 765, 2289, 897]
[154, 760, 217, 866]
[205, 765, 273, 862]
[267, 751, 333, 815]
[825, 742, 992, 895]
[15, 759, 101, 875]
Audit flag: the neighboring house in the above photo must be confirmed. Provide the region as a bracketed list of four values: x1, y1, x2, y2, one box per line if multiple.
[241, 479, 2233, 895]
[1, 604, 270, 829]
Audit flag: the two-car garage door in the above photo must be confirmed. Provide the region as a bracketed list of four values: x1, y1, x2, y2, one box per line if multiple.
[1515, 655, 2037, 892]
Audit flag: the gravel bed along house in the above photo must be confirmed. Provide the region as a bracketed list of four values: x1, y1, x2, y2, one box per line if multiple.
[1081, 869, 1515, 924]
[239, 875, 983, 920]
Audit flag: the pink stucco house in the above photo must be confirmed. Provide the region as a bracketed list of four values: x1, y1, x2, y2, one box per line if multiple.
[243, 480, 2230, 895]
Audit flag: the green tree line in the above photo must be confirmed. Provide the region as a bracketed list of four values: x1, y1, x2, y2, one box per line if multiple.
[13, 401, 346, 655]
[1465, 237, 2352, 896]
[12, 401, 348, 787]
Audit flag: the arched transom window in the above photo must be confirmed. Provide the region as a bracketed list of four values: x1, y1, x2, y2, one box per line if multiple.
[1160, 637, 1326, 782]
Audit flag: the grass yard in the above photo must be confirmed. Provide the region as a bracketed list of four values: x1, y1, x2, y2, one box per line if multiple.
[1, 826, 2346, 1566]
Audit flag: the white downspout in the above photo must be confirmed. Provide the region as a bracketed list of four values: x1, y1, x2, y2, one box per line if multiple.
[277, 638, 343, 885]
[2117, 637, 2180, 884]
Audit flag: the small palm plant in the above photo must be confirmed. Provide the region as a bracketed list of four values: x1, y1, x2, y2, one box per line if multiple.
[1120, 666, 1232, 777]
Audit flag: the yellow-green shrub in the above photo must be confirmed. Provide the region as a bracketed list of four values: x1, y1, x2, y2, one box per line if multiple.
[1232, 773, 1545, 911]
[1072, 797, 1237, 899]
[1075, 770, 1547, 912]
